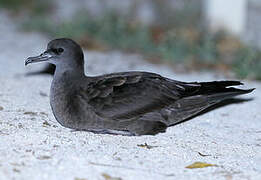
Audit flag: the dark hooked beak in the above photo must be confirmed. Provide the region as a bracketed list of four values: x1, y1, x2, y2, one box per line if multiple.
[25, 51, 53, 66]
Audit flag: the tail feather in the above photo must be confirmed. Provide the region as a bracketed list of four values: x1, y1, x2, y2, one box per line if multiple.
[164, 81, 254, 126]
[182, 80, 255, 103]
[166, 83, 254, 126]
[206, 88, 255, 103]
[200, 81, 243, 87]
[194, 81, 253, 95]
[199, 81, 255, 102]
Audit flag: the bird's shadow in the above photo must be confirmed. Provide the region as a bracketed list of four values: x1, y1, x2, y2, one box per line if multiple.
[25, 64, 55, 76]
[172, 98, 254, 126]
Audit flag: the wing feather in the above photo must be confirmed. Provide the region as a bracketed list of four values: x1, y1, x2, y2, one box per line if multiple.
[83, 72, 186, 120]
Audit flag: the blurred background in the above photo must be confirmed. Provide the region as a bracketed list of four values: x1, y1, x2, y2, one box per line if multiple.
[1, 0, 261, 80]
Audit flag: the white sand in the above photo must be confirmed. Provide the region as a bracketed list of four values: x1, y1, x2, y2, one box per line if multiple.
[0, 12, 260, 180]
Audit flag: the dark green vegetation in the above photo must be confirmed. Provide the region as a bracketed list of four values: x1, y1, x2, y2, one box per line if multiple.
[0, 0, 52, 15]
[1, 0, 261, 80]
[23, 12, 261, 80]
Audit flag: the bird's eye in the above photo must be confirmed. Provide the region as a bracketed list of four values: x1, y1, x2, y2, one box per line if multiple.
[57, 48, 64, 53]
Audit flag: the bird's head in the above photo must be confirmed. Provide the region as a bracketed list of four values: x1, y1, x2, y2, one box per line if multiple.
[25, 38, 84, 68]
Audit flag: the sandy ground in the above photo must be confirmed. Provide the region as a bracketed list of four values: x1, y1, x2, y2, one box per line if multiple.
[0, 12, 261, 180]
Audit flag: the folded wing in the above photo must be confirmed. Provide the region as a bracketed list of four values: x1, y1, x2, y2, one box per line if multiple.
[84, 72, 188, 120]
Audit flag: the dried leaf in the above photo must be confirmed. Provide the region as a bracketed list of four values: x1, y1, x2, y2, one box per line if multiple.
[186, 162, 217, 169]
[102, 173, 122, 180]
[24, 111, 37, 116]
[137, 143, 158, 149]
[0, 106, 3, 111]
[74, 178, 88, 180]
[43, 120, 51, 127]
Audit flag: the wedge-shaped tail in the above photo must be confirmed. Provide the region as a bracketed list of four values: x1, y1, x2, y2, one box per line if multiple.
[166, 81, 255, 126]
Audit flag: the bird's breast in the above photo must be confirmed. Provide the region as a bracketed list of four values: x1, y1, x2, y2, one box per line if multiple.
[50, 77, 104, 129]
[50, 77, 76, 128]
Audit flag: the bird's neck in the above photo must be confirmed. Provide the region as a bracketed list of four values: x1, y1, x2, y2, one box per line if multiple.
[51, 65, 85, 94]
[54, 64, 85, 80]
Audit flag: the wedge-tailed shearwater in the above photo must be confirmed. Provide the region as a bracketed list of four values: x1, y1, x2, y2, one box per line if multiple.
[25, 38, 254, 135]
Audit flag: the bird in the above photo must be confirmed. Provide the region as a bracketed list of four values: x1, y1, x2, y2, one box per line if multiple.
[25, 38, 254, 136]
